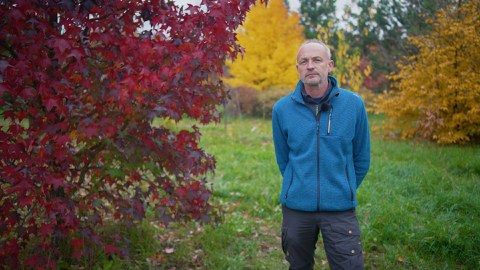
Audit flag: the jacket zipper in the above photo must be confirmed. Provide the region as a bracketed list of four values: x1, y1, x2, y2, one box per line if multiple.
[316, 116, 320, 211]
[315, 105, 321, 211]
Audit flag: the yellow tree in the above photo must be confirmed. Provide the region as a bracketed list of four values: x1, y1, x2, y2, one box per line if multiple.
[374, 0, 480, 144]
[224, 0, 304, 90]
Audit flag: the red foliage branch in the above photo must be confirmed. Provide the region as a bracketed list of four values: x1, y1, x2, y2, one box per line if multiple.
[0, 0, 262, 268]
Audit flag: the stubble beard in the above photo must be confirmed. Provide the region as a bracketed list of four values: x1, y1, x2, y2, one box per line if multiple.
[303, 75, 323, 87]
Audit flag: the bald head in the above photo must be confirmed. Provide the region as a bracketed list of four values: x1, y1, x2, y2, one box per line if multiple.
[296, 39, 331, 63]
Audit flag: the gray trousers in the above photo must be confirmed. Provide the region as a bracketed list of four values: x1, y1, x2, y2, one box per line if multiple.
[281, 206, 364, 270]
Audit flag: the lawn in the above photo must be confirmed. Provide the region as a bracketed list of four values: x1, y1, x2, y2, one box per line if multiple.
[100, 116, 480, 269]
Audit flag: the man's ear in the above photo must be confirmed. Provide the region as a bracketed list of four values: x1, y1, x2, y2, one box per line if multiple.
[328, 60, 334, 74]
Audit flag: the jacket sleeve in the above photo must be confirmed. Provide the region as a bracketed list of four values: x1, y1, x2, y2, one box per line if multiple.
[353, 98, 371, 187]
[272, 106, 289, 176]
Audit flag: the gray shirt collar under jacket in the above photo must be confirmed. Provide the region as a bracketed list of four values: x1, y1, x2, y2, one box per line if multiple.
[301, 78, 333, 114]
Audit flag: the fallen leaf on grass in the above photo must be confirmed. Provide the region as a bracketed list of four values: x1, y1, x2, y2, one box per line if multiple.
[164, 247, 175, 254]
[147, 252, 167, 265]
[260, 242, 269, 250]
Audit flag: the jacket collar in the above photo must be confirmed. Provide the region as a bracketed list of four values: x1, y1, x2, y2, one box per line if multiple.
[291, 75, 340, 104]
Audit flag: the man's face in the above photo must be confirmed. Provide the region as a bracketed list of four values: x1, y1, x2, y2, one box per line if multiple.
[296, 43, 334, 87]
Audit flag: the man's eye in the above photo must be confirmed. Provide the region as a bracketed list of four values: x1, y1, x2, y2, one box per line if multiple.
[300, 60, 307, 65]
[313, 59, 322, 63]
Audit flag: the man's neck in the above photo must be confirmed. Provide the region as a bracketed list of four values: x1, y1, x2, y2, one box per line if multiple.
[304, 81, 329, 98]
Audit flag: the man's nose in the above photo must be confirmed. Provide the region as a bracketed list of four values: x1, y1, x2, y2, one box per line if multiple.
[306, 60, 315, 69]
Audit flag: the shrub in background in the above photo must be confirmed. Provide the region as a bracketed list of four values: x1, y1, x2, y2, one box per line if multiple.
[257, 88, 293, 118]
[224, 87, 260, 118]
[224, 87, 292, 118]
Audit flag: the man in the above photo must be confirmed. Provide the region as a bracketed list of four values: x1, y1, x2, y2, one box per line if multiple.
[272, 39, 371, 269]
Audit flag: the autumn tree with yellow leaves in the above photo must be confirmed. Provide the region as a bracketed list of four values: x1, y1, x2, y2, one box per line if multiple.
[224, 0, 304, 90]
[374, 0, 480, 144]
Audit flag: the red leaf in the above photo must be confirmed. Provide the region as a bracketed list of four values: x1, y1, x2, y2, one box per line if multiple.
[20, 87, 35, 99]
[0, 83, 10, 96]
[18, 194, 34, 207]
[55, 134, 70, 146]
[53, 38, 70, 54]
[45, 174, 66, 190]
[67, 49, 83, 62]
[24, 255, 46, 268]
[70, 238, 84, 260]
[45, 98, 59, 111]
[175, 187, 187, 198]
[105, 244, 121, 255]
[8, 179, 34, 193]
[39, 222, 54, 238]
[0, 60, 12, 73]
[70, 238, 83, 249]
[84, 125, 99, 138]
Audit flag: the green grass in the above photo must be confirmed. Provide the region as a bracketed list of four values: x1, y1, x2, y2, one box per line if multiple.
[359, 128, 480, 269]
[97, 116, 479, 269]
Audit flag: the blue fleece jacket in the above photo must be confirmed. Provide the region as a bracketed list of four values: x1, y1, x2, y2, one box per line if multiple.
[272, 76, 370, 212]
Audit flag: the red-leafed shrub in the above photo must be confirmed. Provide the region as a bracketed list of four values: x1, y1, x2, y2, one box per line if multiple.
[0, 0, 261, 268]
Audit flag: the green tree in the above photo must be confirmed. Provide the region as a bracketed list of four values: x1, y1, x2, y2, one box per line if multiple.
[299, 0, 337, 39]
[374, 0, 455, 71]
[348, 0, 377, 55]
[344, 0, 456, 92]
[374, 0, 480, 144]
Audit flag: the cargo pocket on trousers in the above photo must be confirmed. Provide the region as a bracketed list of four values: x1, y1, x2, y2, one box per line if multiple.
[330, 222, 363, 268]
[331, 222, 362, 255]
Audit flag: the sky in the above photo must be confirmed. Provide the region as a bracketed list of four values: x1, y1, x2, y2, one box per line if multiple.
[174, 0, 353, 14]
[289, 0, 350, 13]
[289, 0, 301, 11]
[289, 0, 352, 17]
